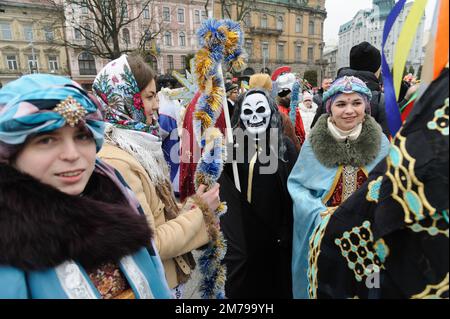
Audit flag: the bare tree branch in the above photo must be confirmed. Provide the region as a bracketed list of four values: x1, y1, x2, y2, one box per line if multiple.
[45, 0, 167, 60]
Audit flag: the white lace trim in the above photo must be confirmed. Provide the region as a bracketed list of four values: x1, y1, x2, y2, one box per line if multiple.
[55, 261, 97, 299]
[104, 124, 170, 187]
[120, 255, 154, 299]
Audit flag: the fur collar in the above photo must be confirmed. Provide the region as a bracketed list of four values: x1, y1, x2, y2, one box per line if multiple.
[309, 114, 382, 168]
[0, 164, 153, 271]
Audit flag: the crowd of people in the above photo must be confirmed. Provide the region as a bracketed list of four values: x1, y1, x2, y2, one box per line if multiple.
[0, 37, 448, 299]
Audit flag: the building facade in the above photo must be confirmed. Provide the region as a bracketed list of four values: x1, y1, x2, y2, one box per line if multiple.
[0, 0, 69, 86]
[337, 0, 425, 75]
[214, 0, 327, 81]
[323, 44, 337, 79]
[153, 0, 210, 76]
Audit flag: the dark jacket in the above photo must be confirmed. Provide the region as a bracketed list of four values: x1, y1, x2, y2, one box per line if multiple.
[311, 68, 390, 137]
[219, 136, 298, 299]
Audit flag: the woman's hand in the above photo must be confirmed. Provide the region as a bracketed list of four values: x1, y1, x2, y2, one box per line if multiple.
[196, 183, 221, 212]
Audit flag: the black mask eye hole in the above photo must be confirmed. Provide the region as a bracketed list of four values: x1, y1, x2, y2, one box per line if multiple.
[256, 106, 266, 113]
[243, 109, 253, 115]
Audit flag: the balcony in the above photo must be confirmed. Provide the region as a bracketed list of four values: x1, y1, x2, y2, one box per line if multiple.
[249, 26, 282, 36]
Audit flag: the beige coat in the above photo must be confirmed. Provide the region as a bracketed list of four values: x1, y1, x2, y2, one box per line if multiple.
[98, 143, 210, 289]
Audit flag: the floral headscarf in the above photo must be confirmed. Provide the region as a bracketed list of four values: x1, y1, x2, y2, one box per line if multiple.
[92, 55, 160, 137]
[323, 76, 372, 114]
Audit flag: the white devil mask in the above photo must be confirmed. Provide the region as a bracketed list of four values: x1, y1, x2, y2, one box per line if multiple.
[240, 92, 272, 136]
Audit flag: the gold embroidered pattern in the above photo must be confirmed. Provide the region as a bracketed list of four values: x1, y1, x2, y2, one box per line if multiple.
[408, 213, 449, 238]
[343, 166, 359, 202]
[366, 176, 383, 203]
[385, 133, 436, 224]
[334, 221, 384, 282]
[427, 97, 449, 136]
[53, 96, 87, 127]
[411, 273, 449, 299]
[308, 214, 332, 299]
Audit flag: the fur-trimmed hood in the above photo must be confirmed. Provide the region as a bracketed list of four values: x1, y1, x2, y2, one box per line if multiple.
[0, 164, 153, 271]
[309, 114, 382, 168]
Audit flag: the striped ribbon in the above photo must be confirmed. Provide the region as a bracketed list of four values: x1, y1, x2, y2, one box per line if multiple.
[382, 0, 407, 136]
[393, 0, 429, 99]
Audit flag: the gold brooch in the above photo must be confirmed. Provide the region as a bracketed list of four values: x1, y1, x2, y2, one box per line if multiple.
[53, 96, 88, 127]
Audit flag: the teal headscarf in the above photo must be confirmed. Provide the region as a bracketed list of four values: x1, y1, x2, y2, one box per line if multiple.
[0, 74, 105, 154]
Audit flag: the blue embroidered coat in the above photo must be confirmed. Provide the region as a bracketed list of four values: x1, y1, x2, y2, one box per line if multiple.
[288, 115, 390, 299]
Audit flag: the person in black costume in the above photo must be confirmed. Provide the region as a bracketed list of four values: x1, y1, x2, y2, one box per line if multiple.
[219, 89, 298, 299]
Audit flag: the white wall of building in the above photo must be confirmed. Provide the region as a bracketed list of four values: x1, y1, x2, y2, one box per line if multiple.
[337, 2, 425, 75]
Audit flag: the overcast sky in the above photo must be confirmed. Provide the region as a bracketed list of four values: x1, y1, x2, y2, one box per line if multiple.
[324, 0, 438, 45]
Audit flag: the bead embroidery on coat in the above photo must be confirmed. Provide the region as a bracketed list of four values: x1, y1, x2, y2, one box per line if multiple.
[386, 133, 436, 224]
[308, 214, 332, 299]
[334, 221, 384, 283]
[366, 176, 383, 203]
[427, 98, 449, 136]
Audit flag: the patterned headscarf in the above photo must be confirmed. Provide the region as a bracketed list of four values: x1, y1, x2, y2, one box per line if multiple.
[323, 76, 372, 114]
[92, 55, 160, 137]
[0, 74, 105, 161]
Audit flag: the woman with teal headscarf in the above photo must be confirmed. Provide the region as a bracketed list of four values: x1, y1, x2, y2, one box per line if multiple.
[288, 76, 390, 299]
[0, 74, 172, 299]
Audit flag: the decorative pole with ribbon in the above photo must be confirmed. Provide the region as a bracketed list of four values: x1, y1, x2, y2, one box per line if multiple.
[193, 18, 245, 299]
[382, 0, 431, 137]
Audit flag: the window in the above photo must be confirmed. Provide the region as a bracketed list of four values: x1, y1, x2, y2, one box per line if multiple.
[164, 32, 172, 46]
[84, 24, 93, 47]
[244, 13, 251, 27]
[122, 28, 130, 44]
[78, 52, 96, 75]
[181, 55, 187, 70]
[24, 25, 33, 42]
[80, 0, 88, 14]
[244, 40, 253, 57]
[167, 55, 174, 70]
[309, 20, 315, 35]
[262, 42, 269, 60]
[0, 22, 12, 40]
[201, 11, 207, 21]
[74, 28, 82, 40]
[28, 54, 39, 72]
[143, 5, 150, 19]
[296, 17, 303, 33]
[44, 26, 54, 42]
[179, 32, 186, 47]
[121, 1, 128, 19]
[178, 8, 185, 23]
[48, 55, 58, 71]
[6, 55, 18, 70]
[296, 45, 302, 62]
[194, 10, 200, 24]
[261, 14, 268, 28]
[163, 7, 170, 22]
[308, 47, 314, 63]
[277, 16, 284, 31]
[277, 43, 285, 61]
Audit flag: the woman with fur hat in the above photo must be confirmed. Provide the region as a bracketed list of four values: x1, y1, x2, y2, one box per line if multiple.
[92, 54, 220, 298]
[0, 74, 171, 299]
[288, 76, 390, 298]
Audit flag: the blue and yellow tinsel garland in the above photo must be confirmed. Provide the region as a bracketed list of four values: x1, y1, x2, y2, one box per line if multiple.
[193, 18, 245, 299]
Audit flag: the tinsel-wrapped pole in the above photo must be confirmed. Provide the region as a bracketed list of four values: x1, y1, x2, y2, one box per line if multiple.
[193, 19, 246, 299]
